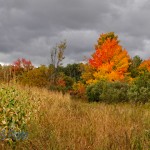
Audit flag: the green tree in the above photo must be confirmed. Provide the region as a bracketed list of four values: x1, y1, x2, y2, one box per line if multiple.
[63, 63, 82, 81]
[128, 55, 142, 78]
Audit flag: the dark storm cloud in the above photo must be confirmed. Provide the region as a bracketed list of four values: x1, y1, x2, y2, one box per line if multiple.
[0, 0, 150, 66]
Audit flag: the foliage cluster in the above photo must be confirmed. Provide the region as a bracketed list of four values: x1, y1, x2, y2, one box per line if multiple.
[86, 72, 150, 104]
[0, 85, 32, 142]
[128, 72, 150, 104]
[70, 81, 86, 99]
[86, 80, 129, 103]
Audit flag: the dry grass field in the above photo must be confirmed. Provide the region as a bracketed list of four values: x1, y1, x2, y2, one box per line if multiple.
[1, 84, 150, 150]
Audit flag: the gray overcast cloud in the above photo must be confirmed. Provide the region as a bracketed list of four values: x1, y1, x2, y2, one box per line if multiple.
[0, 0, 150, 66]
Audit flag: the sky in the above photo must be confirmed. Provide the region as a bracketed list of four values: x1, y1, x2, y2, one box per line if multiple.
[0, 0, 150, 66]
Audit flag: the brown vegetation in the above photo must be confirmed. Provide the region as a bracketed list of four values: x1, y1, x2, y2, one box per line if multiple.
[1, 84, 150, 149]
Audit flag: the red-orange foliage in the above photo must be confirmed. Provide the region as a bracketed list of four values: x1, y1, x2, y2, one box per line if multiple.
[89, 38, 130, 82]
[57, 79, 66, 87]
[139, 58, 150, 72]
[12, 58, 34, 73]
[72, 81, 86, 98]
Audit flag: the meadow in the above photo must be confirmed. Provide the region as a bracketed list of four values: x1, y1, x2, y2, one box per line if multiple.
[0, 84, 150, 150]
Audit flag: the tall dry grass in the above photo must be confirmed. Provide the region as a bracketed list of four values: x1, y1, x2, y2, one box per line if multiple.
[1, 84, 150, 150]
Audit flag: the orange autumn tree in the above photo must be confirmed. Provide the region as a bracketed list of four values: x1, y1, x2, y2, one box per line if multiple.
[139, 58, 150, 72]
[88, 32, 130, 83]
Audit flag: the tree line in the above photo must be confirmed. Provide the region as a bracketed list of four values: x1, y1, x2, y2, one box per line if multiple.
[0, 32, 150, 103]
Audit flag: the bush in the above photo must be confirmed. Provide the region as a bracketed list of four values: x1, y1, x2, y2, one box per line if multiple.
[100, 81, 129, 103]
[86, 80, 129, 103]
[86, 80, 106, 102]
[70, 81, 86, 99]
[63, 76, 74, 90]
[127, 72, 150, 104]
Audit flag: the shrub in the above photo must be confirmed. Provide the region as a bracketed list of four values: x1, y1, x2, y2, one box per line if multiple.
[63, 76, 74, 90]
[86, 80, 106, 102]
[19, 65, 49, 88]
[100, 81, 129, 103]
[86, 80, 129, 103]
[127, 72, 150, 104]
[71, 81, 86, 99]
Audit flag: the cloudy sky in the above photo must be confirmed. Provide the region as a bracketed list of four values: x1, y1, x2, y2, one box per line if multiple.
[0, 0, 150, 66]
